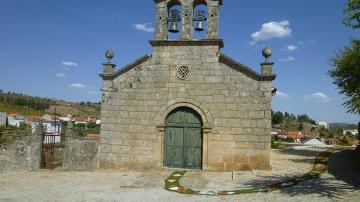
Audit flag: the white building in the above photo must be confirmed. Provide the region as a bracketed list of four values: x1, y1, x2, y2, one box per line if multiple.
[59, 115, 73, 122]
[8, 115, 26, 127]
[0, 112, 6, 126]
[31, 114, 62, 144]
[343, 129, 358, 136]
[316, 121, 329, 129]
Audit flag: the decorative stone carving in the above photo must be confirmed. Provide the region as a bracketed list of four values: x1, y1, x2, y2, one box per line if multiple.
[176, 66, 191, 80]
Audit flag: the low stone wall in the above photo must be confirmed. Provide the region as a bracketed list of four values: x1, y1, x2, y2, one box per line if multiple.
[0, 132, 42, 172]
[63, 137, 100, 171]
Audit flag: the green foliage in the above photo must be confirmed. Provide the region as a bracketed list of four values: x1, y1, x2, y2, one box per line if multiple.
[285, 136, 295, 143]
[297, 123, 304, 131]
[343, 0, 360, 29]
[330, 1, 360, 114]
[272, 111, 284, 125]
[330, 40, 360, 115]
[0, 92, 53, 111]
[73, 123, 100, 137]
[0, 137, 7, 145]
[339, 135, 353, 146]
[345, 131, 353, 137]
[273, 135, 295, 143]
[87, 122, 99, 129]
[271, 140, 282, 149]
[76, 123, 86, 128]
[0, 124, 31, 146]
[297, 114, 316, 125]
[272, 111, 316, 128]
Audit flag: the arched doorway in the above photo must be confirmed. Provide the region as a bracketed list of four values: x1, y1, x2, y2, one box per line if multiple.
[164, 107, 203, 169]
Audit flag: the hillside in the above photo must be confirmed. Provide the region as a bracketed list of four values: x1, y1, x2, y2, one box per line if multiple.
[0, 92, 100, 116]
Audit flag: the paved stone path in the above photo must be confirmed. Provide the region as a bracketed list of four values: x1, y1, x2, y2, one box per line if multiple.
[0, 147, 359, 202]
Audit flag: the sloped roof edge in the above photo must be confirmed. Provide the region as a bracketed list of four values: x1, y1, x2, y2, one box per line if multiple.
[100, 55, 151, 80]
[219, 54, 276, 81]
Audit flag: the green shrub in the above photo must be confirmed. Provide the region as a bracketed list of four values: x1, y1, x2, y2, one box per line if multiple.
[271, 138, 283, 149]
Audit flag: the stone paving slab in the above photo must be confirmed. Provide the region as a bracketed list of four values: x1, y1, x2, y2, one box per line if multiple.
[0, 147, 359, 202]
[182, 146, 326, 191]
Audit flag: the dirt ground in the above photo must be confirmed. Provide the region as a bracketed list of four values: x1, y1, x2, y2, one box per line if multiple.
[0, 146, 359, 202]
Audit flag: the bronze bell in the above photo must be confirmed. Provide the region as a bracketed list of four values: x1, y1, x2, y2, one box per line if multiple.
[168, 22, 179, 33]
[195, 21, 204, 32]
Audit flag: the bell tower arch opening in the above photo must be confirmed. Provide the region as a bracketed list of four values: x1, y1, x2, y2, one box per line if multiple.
[167, 0, 182, 40]
[154, 0, 221, 41]
[193, 0, 208, 40]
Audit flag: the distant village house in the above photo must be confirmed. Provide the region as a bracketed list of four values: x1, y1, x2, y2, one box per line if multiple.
[0, 112, 6, 126]
[316, 121, 329, 129]
[7, 113, 26, 127]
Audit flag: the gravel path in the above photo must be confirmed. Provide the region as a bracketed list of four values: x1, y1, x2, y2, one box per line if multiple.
[0, 147, 359, 202]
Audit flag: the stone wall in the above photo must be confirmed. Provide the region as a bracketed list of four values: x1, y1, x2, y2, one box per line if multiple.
[100, 41, 273, 171]
[63, 124, 100, 171]
[0, 130, 42, 172]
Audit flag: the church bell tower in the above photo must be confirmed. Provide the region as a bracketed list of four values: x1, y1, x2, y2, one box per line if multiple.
[154, 0, 222, 40]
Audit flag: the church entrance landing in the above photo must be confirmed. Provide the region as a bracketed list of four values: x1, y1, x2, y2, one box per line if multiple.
[164, 107, 203, 169]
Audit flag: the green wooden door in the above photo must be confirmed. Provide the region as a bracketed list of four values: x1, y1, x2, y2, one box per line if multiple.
[164, 107, 203, 169]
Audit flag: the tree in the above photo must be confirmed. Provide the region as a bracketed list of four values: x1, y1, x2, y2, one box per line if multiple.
[298, 123, 304, 131]
[330, 40, 360, 114]
[343, 0, 360, 29]
[330, 0, 360, 115]
[272, 111, 284, 125]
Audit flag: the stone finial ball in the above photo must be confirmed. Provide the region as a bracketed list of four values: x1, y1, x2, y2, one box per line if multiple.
[105, 49, 114, 60]
[262, 47, 272, 59]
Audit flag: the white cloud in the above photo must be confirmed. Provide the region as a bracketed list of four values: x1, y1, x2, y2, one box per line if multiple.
[298, 40, 315, 46]
[251, 20, 292, 42]
[282, 45, 298, 52]
[275, 91, 290, 98]
[55, 72, 66, 78]
[68, 83, 88, 90]
[303, 92, 331, 103]
[62, 61, 79, 67]
[133, 23, 154, 33]
[279, 56, 295, 62]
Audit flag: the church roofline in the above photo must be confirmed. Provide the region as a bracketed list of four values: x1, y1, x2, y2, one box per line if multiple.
[149, 39, 224, 48]
[99, 55, 151, 80]
[219, 54, 276, 81]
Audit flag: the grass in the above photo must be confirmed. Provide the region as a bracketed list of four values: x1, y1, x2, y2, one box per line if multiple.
[0, 103, 43, 116]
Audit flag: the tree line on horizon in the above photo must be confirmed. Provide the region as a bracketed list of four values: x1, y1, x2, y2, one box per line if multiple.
[0, 90, 100, 113]
[0, 91, 53, 111]
[271, 110, 316, 126]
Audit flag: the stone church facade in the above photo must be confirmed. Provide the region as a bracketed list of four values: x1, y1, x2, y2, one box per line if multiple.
[99, 0, 276, 171]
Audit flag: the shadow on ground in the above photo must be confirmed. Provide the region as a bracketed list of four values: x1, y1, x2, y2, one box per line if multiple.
[243, 148, 359, 200]
[274, 147, 324, 157]
[328, 149, 360, 189]
[243, 174, 355, 199]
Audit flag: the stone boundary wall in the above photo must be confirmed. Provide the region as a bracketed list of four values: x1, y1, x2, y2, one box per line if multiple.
[63, 123, 100, 171]
[0, 129, 42, 173]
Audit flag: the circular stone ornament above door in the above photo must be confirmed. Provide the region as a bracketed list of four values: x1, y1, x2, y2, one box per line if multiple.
[176, 66, 191, 80]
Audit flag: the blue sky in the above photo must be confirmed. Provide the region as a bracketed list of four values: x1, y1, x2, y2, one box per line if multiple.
[0, 0, 359, 123]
